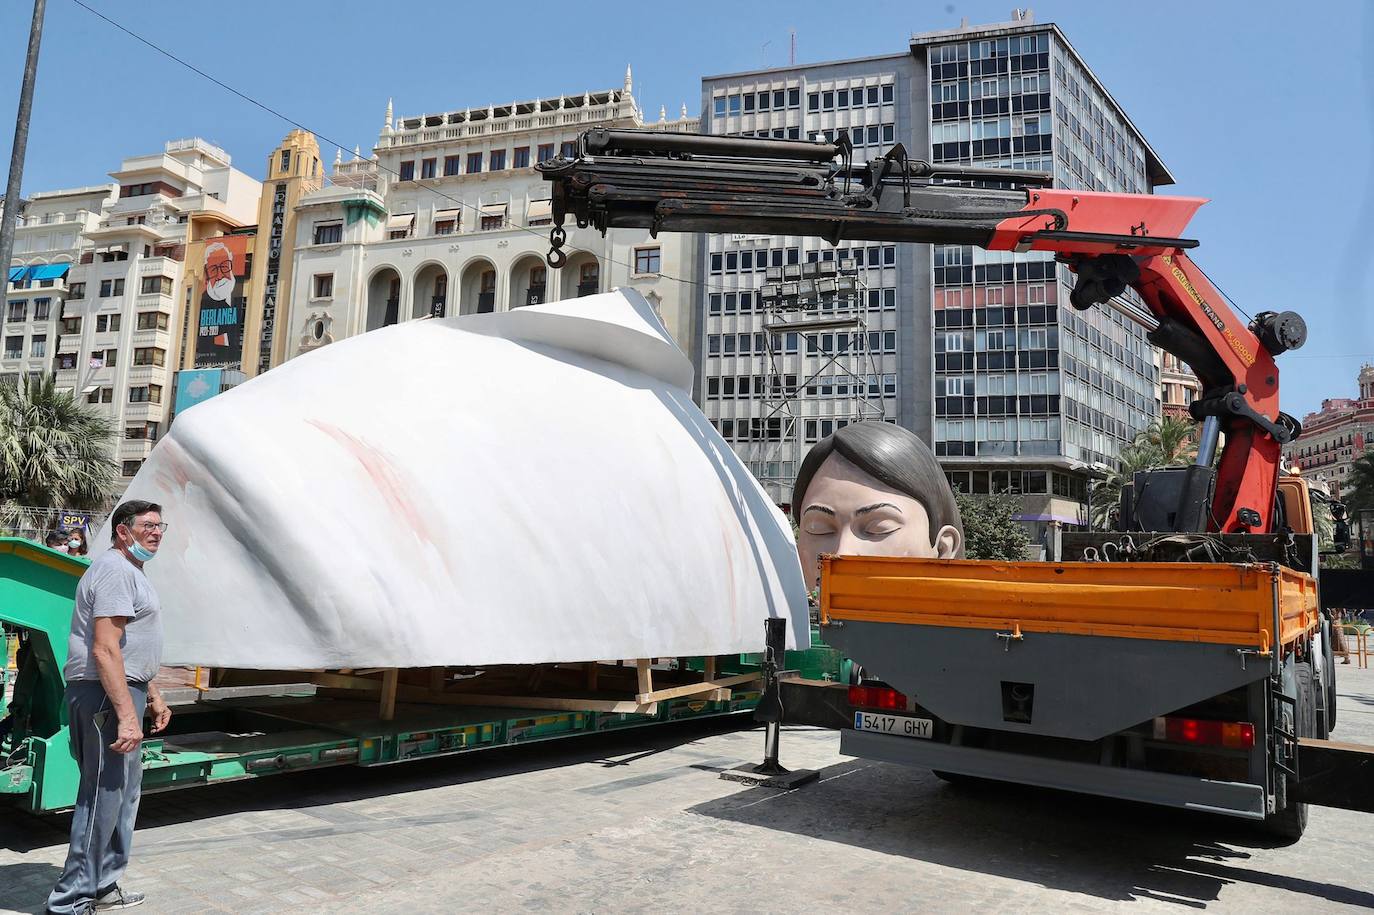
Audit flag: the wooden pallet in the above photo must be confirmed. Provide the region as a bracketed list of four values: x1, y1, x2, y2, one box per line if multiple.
[214, 660, 759, 721]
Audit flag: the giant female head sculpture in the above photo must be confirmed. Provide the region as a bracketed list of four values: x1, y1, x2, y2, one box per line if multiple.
[792, 421, 964, 589]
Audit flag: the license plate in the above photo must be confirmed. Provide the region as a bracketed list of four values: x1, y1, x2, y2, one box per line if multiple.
[854, 711, 933, 739]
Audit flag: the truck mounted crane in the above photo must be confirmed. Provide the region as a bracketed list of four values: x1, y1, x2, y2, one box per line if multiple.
[539, 128, 1374, 840]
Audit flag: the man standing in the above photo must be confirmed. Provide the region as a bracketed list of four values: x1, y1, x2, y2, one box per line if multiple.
[47, 501, 169, 915]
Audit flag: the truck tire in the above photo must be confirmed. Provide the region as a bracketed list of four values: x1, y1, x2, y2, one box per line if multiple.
[1262, 659, 1313, 842]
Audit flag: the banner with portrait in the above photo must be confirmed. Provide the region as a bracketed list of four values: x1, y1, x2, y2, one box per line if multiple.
[195, 233, 251, 368]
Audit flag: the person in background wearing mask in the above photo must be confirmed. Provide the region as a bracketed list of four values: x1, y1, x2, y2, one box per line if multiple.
[68, 528, 90, 557]
[45, 530, 71, 553]
[46, 501, 169, 915]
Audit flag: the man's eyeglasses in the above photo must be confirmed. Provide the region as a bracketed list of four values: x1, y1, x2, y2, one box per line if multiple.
[130, 522, 168, 533]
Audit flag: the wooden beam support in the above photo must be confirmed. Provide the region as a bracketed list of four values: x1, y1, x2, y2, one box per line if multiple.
[309, 671, 382, 692]
[379, 668, 399, 721]
[636, 659, 653, 698]
[636, 671, 760, 705]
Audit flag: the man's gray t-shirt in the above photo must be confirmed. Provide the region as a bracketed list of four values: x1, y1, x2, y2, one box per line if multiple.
[64, 549, 163, 684]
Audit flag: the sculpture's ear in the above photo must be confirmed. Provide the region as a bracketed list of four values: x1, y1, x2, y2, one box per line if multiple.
[935, 524, 962, 559]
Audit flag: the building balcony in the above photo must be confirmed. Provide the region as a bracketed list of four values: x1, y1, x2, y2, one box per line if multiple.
[119, 437, 155, 460]
[131, 328, 171, 349]
[135, 293, 175, 311]
[123, 400, 166, 421]
[58, 295, 90, 316]
[15, 213, 80, 228]
[125, 363, 169, 384]
[138, 257, 183, 278]
[8, 278, 68, 296]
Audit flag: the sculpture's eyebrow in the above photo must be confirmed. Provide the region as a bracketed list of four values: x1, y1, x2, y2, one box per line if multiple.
[802, 505, 835, 517]
[855, 502, 900, 516]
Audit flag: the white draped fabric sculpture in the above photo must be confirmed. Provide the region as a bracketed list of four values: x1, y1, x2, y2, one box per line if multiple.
[96, 289, 809, 669]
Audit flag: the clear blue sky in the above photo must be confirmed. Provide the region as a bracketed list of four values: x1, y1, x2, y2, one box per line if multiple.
[1, 0, 1370, 418]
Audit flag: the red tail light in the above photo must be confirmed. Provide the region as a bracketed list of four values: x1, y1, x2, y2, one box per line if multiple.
[848, 685, 908, 710]
[1152, 716, 1255, 749]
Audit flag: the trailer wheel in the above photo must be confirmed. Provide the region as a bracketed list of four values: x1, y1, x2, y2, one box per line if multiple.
[1262, 660, 1313, 842]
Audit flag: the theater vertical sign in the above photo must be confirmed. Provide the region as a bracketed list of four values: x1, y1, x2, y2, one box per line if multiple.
[195, 233, 250, 368]
[258, 182, 287, 376]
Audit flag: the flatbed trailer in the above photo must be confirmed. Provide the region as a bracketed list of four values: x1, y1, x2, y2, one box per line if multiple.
[0, 538, 839, 814]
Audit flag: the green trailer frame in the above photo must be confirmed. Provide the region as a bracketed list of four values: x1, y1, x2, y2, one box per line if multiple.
[0, 537, 838, 813]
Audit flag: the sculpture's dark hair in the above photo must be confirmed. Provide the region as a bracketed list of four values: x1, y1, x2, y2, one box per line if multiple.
[791, 421, 963, 556]
[110, 500, 162, 543]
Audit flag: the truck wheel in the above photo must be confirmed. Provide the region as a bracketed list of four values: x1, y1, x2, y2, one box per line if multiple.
[1262, 660, 1313, 842]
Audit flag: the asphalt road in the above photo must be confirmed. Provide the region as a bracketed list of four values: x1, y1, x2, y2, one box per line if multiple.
[3, 664, 1373, 913]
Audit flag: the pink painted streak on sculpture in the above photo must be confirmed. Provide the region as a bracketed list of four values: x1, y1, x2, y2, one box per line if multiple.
[306, 419, 437, 546]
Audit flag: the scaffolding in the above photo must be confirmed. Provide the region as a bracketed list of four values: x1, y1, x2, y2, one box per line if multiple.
[747, 256, 887, 505]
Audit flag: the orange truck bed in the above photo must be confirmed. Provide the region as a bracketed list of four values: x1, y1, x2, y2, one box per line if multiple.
[820, 556, 1319, 652]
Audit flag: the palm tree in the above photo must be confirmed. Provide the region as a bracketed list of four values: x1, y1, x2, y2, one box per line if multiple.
[1143, 415, 1198, 465]
[0, 373, 119, 511]
[1345, 452, 1374, 515]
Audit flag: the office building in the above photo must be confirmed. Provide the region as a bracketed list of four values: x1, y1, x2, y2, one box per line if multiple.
[699, 11, 1174, 534]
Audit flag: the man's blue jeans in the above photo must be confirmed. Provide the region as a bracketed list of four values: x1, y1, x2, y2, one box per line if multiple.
[46, 680, 147, 915]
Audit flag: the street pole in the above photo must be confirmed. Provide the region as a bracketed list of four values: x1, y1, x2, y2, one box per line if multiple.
[0, 0, 48, 286]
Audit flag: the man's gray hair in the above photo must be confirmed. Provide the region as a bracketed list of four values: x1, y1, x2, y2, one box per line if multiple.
[110, 500, 163, 543]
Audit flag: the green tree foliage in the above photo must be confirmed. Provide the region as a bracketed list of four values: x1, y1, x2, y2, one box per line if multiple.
[1144, 414, 1198, 465]
[955, 489, 1032, 561]
[0, 373, 118, 511]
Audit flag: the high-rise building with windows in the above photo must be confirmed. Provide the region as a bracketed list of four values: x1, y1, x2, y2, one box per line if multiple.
[699, 12, 1175, 534]
[700, 56, 916, 503]
[914, 14, 1173, 537]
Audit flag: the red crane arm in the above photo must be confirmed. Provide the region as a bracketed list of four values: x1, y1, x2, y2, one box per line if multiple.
[982, 191, 1289, 532]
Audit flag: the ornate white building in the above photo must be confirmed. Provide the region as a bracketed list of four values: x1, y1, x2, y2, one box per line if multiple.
[283, 70, 700, 360]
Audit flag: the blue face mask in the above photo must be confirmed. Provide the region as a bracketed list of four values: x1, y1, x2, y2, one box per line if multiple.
[128, 540, 155, 562]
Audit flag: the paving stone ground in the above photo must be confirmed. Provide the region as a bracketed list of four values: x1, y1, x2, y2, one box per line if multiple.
[3, 665, 1373, 913]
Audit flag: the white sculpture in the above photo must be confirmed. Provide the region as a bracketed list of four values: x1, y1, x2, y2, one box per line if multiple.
[99, 289, 809, 669]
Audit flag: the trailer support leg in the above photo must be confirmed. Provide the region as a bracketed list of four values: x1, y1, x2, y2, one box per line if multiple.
[721, 617, 818, 790]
